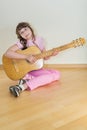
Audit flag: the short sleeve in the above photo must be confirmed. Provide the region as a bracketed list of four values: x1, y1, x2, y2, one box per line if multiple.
[35, 36, 46, 51]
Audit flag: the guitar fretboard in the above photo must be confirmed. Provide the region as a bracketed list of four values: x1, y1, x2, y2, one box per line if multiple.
[35, 39, 85, 59]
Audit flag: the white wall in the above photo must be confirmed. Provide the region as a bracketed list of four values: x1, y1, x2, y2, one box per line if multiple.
[0, 0, 87, 64]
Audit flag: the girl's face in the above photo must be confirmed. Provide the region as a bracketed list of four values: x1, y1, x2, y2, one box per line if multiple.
[19, 26, 32, 40]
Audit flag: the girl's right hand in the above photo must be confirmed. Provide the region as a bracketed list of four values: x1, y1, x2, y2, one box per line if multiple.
[26, 54, 37, 64]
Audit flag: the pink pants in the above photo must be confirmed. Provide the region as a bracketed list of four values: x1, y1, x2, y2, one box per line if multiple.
[23, 68, 60, 90]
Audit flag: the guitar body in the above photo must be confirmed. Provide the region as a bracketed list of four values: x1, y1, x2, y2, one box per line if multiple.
[2, 46, 44, 80]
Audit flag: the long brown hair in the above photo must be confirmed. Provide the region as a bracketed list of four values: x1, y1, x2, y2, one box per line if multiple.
[16, 22, 35, 49]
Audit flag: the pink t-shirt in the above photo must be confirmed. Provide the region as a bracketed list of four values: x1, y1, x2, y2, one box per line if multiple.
[15, 36, 45, 51]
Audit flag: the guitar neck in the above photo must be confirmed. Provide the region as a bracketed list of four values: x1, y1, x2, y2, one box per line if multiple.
[35, 42, 76, 59]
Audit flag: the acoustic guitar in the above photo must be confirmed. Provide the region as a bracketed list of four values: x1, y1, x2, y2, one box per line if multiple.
[2, 37, 86, 80]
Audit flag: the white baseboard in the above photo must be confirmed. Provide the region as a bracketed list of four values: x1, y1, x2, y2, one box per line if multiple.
[1, 64, 87, 70]
[44, 64, 87, 68]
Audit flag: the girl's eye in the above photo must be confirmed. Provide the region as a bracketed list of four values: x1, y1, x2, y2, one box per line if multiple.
[20, 31, 24, 35]
[20, 27, 28, 35]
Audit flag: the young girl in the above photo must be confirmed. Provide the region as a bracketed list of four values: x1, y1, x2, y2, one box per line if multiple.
[4, 22, 60, 97]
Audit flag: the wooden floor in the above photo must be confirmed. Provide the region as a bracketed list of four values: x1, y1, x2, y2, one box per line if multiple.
[0, 64, 87, 130]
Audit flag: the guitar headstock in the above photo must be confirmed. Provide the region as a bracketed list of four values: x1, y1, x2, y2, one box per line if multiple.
[72, 37, 86, 48]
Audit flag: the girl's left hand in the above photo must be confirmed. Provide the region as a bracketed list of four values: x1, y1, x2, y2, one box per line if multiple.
[52, 49, 59, 56]
[44, 49, 59, 60]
